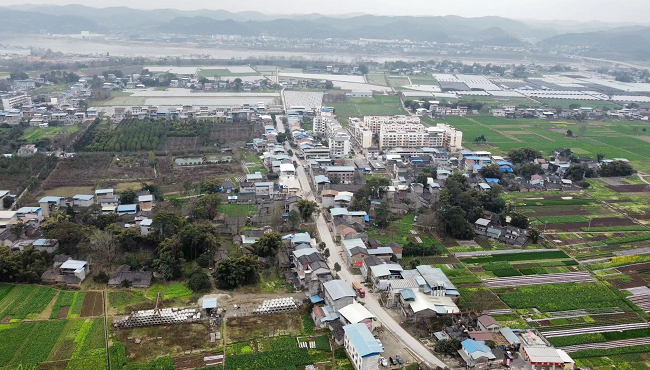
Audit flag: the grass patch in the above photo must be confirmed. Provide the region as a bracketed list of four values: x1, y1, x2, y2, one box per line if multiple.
[536, 215, 589, 224]
[163, 284, 193, 300]
[218, 204, 258, 217]
[460, 251, 570, 264]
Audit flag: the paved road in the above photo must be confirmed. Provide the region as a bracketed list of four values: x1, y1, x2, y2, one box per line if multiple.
[293, 154, 446, 368]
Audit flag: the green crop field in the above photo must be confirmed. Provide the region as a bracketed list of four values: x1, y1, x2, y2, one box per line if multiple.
[536, 215, 590, 224]
[443, 116, 650, 171]
[218, 204, 258, 217]
[0, 317, 106, 369]
[548, 328, 650, 347]
[0, 285, 59, 321]
[330, 95, 407, 117]
[497, 282, 631, 312]
[460, 250, 570, 264]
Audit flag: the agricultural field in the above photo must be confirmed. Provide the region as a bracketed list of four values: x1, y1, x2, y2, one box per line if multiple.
[495, 282, 632, 312]
[93, 91, 147, 106]
[0, 317, 106, 369]
[537, 98, 622, 110]
[329, 95, 407, 118]
[21, 125, 80, 142]
[365, 73, 389, 86]
[218, 204, 258, 217]
[444, 116, 650, 172]
[0, 284, 58, 322]
[387, 76, 410, 87]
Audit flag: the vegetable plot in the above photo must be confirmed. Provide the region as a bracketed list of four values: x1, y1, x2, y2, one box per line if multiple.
[498, 282, 627, 312]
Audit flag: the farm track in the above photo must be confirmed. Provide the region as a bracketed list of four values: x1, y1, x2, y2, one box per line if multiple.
[484, 272, 595, 288]
[455, 248, 559, 257]
[541, 322, 650, 337]
[560, 337, 650, 352]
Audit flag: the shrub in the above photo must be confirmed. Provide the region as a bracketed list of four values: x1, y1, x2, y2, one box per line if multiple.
[93, 271, 109, 283]
[188, 270, 212, 292]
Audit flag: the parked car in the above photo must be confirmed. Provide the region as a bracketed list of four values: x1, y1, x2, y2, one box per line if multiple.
[379, 357, 388, 367]
[396, 355, 404, 365]
[389, 357, 397, 365]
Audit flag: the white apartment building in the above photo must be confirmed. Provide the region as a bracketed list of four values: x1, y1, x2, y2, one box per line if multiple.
[350, 118, 373, 149]
[353, 116, 463, 151]
[2, 94, 32, 110]
[314, 115, 351, 157]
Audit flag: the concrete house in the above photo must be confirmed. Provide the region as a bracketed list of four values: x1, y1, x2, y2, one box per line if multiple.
[138, 194, 154, 212]
[343, 323, 384, 370]
[15, 207, 43, 222]
[477, 315, 501, 332]
[72, 194, 94, 208]
[38, 196, 63, 218]
[324, 280, 356, 312]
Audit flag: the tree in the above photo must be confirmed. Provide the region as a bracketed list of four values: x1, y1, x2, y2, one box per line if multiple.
[565, 164, 586, 181]
[86, 229, 119, 271]
[42, 213, 85, 255]
[366, 175, 390, 199]
[323, 248, 330, 258]
[435, 339, 460, 355]
[234, 78, 243, 91]
[507, 147, 543, 164]
[288, 210, 301, 230]
[202, 178, 221, 194]
[597, 153, 605, 163]
[151, 212, 185, 239]
[530, 228, 540, 243]
[358, 64, 369, 75]
[509, 212, 530, 229]
[2, 196, 13, 209]
[0, 248, 50, 283]
[325, 80, 334, 89]
[277, 132, 287, 143]
[78, 100, 88, 112]
[566, 129, 573, 137]
[297, 199, 319, 221]
[375, 202, 391, 229]
[474, 135, 486, 144]
[514, 162, 542, 179]
[251, 232, 282, 257]
[600, 160, 634, 177]
[93, 271, 109, 283]
[153, 236, 184, 280]
[120, 188, 137, 205]
[178, 223, 220, 261]
[9, 71, 28, 80]
[334, 262, 341, 272]
[191, 193, 221, 220]
[116, 227, 143, 252]
[10, 221, 24, 239]
[213, 256, 260, 289]
[480, 163, 503, 180]
[188, 270, 212, 292]
[121, 279, 132, 288]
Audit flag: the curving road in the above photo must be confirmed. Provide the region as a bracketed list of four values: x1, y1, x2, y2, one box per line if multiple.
[292, 152, 446, 368]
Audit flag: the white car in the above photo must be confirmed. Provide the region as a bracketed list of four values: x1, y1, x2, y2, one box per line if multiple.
[379, 356, 388, 367]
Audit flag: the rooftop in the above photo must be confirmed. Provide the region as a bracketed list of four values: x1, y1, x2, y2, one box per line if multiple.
[324, 279, 356, 301]
[343, 323, 383, 357]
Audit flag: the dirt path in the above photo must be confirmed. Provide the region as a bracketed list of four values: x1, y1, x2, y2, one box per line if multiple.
[37, 292, 59, 320]
[522, 128, 556, 142]
[638, 172, 650, 185]
[103, 290, 110, 370]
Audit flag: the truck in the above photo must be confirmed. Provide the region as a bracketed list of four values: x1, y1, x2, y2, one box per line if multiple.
[352, 281, 365, 298]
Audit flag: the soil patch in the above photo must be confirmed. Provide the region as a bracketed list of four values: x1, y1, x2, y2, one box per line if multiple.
[528, 209, 589, 217]
[80, 291, 104, 317]
[611, 272, 649, 289]
[607, 184, 650, 193]
[619, 262, 650, 272]
[57, 306, 70, 319]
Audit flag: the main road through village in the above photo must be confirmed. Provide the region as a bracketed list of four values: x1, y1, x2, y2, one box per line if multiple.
[275, 116, 447, 368]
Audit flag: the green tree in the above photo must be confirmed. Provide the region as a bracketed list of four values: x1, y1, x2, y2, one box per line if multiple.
[323, 248, 330, 258]
[435, 339, 461, 355]
[191, 193, 222, 220]
[334, 262, 341, 272]
[565, 164, 586, 181]
[202, 178, 221, 194]
[213, 256, 260, 289]
[530, 228, 540, 243]
[507, 147, 543, 164]
[509, 212, 530, 229]
[2, 196, 13, 209]
[151, 212, 185, 239]
[480, 163, 503, 180]
[566, 129, 573, 137]
[297, 199, 319, 221]
[116, 227, 143, 252]
[188, 269, 212, 292]
[153, 236, 184, 280]
[375, 202, 391, 229]
[120, 188, 137, 205]
[178, 222, 220, 261]
[325, 80, 334, 89]
[600, 160, 634, 177]
[277, 132, 287, 143]
[288, 210, 301, 229]
[251, 232, 282, 257]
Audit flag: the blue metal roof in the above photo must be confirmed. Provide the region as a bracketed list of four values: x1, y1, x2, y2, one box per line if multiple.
[473, 164, 483, 170]
[400, 289, 416, 301]
[343, 323, 383, 357]
[485, 178, 500, 183]
[73, 194, 94, 201]
[117, 204, 137, 212]
[39, 196, 62, 203]
[461, 339, 492, 355]
[310, 295, 324, 303]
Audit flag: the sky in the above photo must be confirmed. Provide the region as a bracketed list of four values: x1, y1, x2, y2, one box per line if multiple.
[1, 0, 648, 24]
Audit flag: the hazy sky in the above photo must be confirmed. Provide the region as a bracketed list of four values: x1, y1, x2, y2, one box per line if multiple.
[2, 0, 648, 23]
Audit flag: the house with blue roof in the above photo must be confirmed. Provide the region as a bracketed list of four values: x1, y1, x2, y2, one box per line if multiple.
[38, 196, 63, 218]
[343, 323, 383, 370]
[117, 204, 137, 215]
[72, 194, 94, 207]
[459, 339, 496, 368]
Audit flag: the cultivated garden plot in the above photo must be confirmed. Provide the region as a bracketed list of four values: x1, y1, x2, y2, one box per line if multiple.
[0, 317, 106, 369]
[0, 284, 59, 322]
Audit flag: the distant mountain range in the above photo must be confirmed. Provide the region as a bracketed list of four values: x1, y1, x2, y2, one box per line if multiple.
[2, 4, 650, 60]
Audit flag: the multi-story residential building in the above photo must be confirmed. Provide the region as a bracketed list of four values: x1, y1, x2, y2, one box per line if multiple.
[352, 116, 462, 151]
[2, 94, 32, 110]
[350, 118, 373, 149]
[326, 166, 356, 184]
